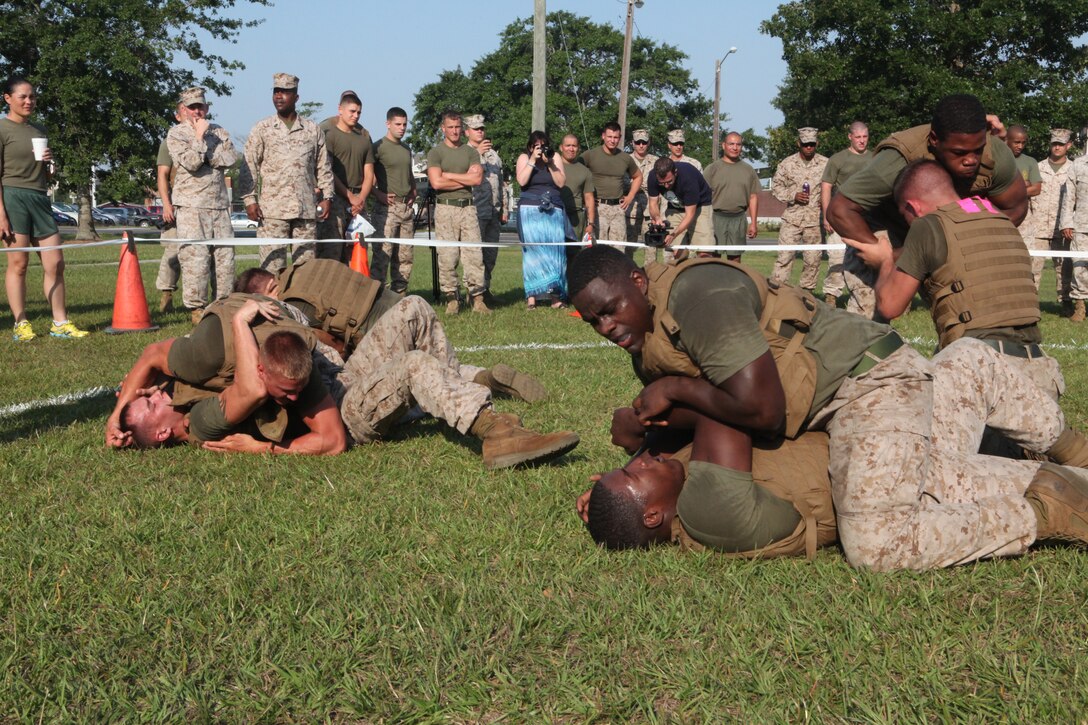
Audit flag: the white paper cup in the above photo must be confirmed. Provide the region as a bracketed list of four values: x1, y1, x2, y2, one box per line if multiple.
[31, 137, 47, 161]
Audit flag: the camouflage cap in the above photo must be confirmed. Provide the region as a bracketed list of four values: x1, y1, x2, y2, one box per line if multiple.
[1051, 128, 1072, 144]
[667, 129, 685, 143]
[632, 129, 650, 142]
[178, 86, 208, 107]
[798, 127, 819, 143]
[464, 114, 485, 129]
[273, 73, 299, 90]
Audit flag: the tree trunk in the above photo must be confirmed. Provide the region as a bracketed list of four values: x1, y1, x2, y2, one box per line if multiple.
[76, 188, 98, 241]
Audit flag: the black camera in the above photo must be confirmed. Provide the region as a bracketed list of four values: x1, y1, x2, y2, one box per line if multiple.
[644, 220, 671, 248]
[540, 145, 554, 161]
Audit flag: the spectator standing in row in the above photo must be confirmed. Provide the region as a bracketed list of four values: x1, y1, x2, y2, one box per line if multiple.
[155, 102, 183, 313]
[0, 76, 87, 340]
[370, 107, 417, 294]
[1032, 129, 1072, 304]
[516, 131, 570, 309]
[771, 127, 828, 293]
[647, 158, 715, 258]
[465, 115, 506, 302]
[1058, 139, 1088, 322]
[627, 129, 658, 262]
[703, 131, 760, 261]
[558, 134, 595, 266]
[167, 86, 238, 323]
[318, 90, 375, 263]
[239, 73, 335, 273]
[665, 129, 702, 171]
[819, 121, 871, 304]
[580, 121, 641, 251]
[1007, 125, 1043, 285]
[427, 110, 487, 314]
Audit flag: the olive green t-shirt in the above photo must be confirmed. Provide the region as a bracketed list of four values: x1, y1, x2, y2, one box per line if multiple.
[0, 118, 49, 191]
[821, 148, 873, 190]
[373, 137, 414, 197]
[703, 159, 760, 213]
[579, 146, 639, 200]
[895, 214, 1042, 346]
[319, 117, 374, 190]
[1014, 153, 1042, 186]
[561, 160, 594, 210]
[156, 138, 172, 168]
[426, 142, 480, 201]
[185, 369, 327, 444]
[664, 264, 889, 419]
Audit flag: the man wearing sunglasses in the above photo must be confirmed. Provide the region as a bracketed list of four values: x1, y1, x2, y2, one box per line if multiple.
[771, 127, 828, 294]
[665, 129, 702, 172]
[627, 129, 660, 262]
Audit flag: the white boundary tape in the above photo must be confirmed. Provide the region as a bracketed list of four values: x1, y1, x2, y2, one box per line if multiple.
[7, 234, 1088, 257]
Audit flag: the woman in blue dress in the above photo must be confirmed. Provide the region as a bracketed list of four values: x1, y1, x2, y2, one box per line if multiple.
[515, 130, 574, 309]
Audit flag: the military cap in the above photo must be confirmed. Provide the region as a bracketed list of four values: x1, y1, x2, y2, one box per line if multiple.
[273, 73, 299, 90]
[632, 129, 650, 142]
[178, 87, 208, 107]
[464, 114, 485, 129]
[1051, 128, 1072, 144]
[667, 129, 685, 144]
[798, 127, 819, 143]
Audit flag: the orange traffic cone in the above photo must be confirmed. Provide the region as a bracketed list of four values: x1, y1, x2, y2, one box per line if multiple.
[105, 232, 159, 334]
[349, 233, 370, 276]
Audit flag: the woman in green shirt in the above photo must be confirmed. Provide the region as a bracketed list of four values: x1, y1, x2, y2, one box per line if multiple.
[0, 77, 87, 341]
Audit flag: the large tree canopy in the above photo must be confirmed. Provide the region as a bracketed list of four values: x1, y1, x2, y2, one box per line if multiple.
[0, 0, 267, 237]
[761, 0, 1088, 165]
[411, 11, 752, 175]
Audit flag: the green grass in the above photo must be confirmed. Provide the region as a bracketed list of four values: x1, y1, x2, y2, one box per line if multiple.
[2, 239, 1088, 721]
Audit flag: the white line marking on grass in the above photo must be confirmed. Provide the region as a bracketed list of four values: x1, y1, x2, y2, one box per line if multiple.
[458, 341, 613, 352]
[0, 386, 116, 419]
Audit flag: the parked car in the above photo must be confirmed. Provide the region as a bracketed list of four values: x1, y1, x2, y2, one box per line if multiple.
[231, 211, 258, 231]
[51, 210, 76, 226]
[97, 205, 162, 228]
[91, 208, 121, 225]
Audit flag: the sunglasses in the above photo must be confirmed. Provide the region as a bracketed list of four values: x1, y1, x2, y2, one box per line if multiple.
[801, 142, 817, 148]
[633, 140, 648, 145]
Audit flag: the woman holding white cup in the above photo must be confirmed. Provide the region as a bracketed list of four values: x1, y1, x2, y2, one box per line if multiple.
[0, 76, 87, 341]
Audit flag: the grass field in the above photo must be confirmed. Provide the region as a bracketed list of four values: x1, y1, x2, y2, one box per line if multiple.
[2, 236, 1088, 721]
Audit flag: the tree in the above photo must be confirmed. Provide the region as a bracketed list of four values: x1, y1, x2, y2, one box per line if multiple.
[410, 11, 759, 178]
[0, 0, 268, 238]
[760, 0, 1088, 166]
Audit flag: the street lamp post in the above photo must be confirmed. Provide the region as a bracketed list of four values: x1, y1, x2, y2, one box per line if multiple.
[712, 47, 738, 156]
[617, 0, 644, 143]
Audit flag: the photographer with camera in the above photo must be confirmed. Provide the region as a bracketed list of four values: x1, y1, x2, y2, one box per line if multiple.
[516, 130, 574, 309]
[647, 157, 716, 261]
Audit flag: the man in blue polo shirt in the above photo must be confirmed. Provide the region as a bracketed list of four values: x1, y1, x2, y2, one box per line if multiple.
[647, 157, 716, 259]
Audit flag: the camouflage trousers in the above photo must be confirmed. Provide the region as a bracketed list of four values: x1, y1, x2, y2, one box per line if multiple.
[1023, 233, 1048, 292]
[175, 207, 235, 310]
[597, 202, 629, 254]
[1071, 232, 1088, 301]
[315, 194, 351, 264]
[156, 225, 179, 292]
[842, 231, 893, 319]
[258, 218, 317, 274]
[772, 222, 823, 291]
[370, 200, 415, 293]
[823, 231, 846, 298]
[332, 295, 489, 443]
[479, 214, 501, 292]
[434, 204, 484, 297]
[810, 343, 1039, 571]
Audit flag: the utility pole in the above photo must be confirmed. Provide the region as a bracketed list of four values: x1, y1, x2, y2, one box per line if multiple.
[712, 47, 738, 155]
[532, 0, 546, 132]
[617, 0, 641, 143]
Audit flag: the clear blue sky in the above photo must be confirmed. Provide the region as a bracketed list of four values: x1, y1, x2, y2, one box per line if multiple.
[199, 1, 786, 147]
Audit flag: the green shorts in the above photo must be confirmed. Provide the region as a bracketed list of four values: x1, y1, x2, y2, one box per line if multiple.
[3, 186, 58, 239]
[712, 209, 748, 247]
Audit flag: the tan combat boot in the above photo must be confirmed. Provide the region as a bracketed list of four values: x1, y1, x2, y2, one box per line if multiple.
[470, 408, 579, 469]
[159, 290, 173, 313]
[471, 294, 491, 314]
[1046, 427, 1088, 468]
[189, 307, 204, 325]
[1025, 463, 1088, 546]
[1071, 300, 1086, 323]
[474, 364, 547, 403]
[445, 294, 460, 315]
[823, 293, 837, 307]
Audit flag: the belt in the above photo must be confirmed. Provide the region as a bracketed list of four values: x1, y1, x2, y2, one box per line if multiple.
[436, 198, 473, 208]
[714, 209, 747, 217]
[980, 338, 1045, 359]
[347, 186, 362, 194]
[599, 198, 622, 206]
[849, 332, 905, 378]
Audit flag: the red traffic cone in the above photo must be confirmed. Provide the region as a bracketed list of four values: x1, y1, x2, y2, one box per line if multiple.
[349, 233, 370, 276]
[105, 232, 159, 334]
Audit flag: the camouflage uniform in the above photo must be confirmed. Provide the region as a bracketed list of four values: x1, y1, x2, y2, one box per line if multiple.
[370, 136, 416, 294]
[166, 121, 237, 310]
[435, 206, 485, 299]
[238, 114, 335, 273]
[672, 154, 702, 172]
[471, 142, 505, 292]
[155, 138, 180, 296]
[1035, 154, 1072, 297]
[1057, 153, 1088, 303]
[332, 296, 491, 442]
[628, 150, 661, 263]
[771, 151, 828, 290]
